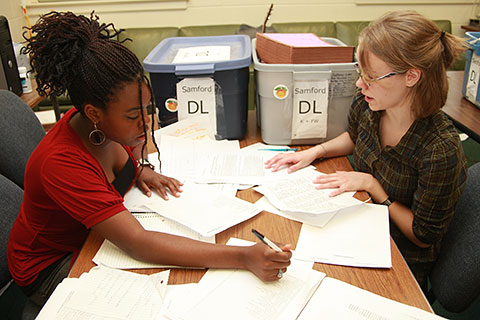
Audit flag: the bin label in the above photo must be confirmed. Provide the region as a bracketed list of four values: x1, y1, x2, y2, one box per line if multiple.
[177, 78, 216, 134]
[291, 80, 329, 139]
[273, 84, 289, 100]
[165, 98, 178, 112]
[466, 53, 480, 104]
[330, 70, 358, 98]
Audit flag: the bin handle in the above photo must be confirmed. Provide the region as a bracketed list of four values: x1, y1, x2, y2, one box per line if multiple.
[175, 64, 215, 76]
[293, 70, 331, 81]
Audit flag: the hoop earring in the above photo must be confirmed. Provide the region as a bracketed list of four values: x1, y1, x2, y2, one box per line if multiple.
[89, 123, 106, 146]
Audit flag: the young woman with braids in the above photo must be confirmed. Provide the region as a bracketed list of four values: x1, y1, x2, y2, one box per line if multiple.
[7, 11, 292, 312]
[266, 10, 467, 292]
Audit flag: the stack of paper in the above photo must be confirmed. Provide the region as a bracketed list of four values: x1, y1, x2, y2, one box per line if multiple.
[123, 182, 261, 237]
[93, 212, 215, 269]
[164, 238, 323, 320]
[298, 277, 445, 319]
[36, 266, 169, 320]
[161, 239, 438, 320]
[256, 33, 354, 64]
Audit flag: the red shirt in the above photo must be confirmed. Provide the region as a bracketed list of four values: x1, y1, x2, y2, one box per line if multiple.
[7, 108, 138, 286]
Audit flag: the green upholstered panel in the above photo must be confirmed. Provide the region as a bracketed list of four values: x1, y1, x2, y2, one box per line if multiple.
[336, 20, 451, 48]
[450, 52, 466, 71]
[434, 20, 452, 33]
[118, 27, 180, 62]
[432, 20, 465, 69]
[271, 22, 336, 38]
[179, 24, 242, 37]
[37, 93, 71, 106]
[335, 21, 370, 47]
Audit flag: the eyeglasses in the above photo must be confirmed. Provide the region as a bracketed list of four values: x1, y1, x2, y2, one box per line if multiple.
[354, 63, 403, 87]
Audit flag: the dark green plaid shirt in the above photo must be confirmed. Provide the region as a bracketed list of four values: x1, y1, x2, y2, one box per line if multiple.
[347, 94, 467, 287]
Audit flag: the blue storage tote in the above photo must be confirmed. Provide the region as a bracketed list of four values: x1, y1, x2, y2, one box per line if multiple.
[463, 31, 480, 109]
[143, 35, 252, 140]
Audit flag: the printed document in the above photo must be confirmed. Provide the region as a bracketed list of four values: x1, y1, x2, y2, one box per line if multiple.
[36, 266, 169, 320]
[157, 135, 272, 185]
[93, 212, 214, 269]
[255, 196, 337, 227]
[164, 238, 324, 320]
[123, 182, 261, 237]
[254, 168, 363, 226]
[155, 114, 215, 140]
[297, 277, 445, 319]
[295, 203, 392, 268]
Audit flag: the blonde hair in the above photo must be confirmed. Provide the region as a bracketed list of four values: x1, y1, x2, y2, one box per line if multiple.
[357, 10, 465, 118]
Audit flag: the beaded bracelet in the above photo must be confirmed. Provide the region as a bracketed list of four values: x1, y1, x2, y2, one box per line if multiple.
[137, 159, 155, 171]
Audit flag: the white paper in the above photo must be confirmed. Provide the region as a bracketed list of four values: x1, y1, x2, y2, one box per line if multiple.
[292, 79, 329, 139]
[155, 114, 215, 140]
[93, 213, 215, 269]
[298, 277, 445, 320]
[254, 168, 361, 218]
[295, 203, 392, 268]
[37, 266, 169, 320]
[176, 78, 216, 135]
[159, 135, 268, 184]
[172, 46, 230, 63]
[165, 238, 324, 320]
[124, 182, 261, 237]
[255, 196, 337, 227]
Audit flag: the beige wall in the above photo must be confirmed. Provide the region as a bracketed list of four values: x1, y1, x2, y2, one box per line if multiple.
[3, 0, 477, 43]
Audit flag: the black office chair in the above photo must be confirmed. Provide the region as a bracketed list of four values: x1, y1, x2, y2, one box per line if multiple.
[0, 90, 45, 189]
[0, 174, 23, 294]
[428, 162, 480, 312]
[0, 90, 45, 318]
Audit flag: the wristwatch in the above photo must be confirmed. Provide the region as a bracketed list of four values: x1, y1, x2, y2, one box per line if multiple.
[380, 196, 393, 207]
[138, 158, 155, 171]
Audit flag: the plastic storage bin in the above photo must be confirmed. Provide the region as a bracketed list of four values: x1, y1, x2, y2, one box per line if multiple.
[144, 35, 251, 140]
[463, 32, 480, 109]
[253, 38, 357, 145]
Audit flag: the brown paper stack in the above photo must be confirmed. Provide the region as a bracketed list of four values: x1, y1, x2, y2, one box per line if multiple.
[256, 33, 354, 64]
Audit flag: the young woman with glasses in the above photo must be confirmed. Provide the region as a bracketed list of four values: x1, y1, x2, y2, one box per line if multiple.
[265, 10, 467, 291]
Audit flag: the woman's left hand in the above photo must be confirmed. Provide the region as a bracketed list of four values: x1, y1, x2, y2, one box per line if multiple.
[313, 171, 374, 197]
[136, 167, 183, 200]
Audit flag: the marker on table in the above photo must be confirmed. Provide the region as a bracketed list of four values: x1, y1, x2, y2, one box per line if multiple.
[258, 148, 298, 152]
[251, 229, 282, 252]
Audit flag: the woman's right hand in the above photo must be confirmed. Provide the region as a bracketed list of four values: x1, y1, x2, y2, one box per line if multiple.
[264, 147, 320, 173]
[243, 243, 292, 281]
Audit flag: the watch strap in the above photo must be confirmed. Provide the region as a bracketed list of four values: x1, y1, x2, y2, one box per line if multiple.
[381, 196, 393, 207]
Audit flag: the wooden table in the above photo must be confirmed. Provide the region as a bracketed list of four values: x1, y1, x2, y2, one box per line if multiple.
[69, 110, 433, 313]
[444, 71, 480, 142]
[461, 25, 480, 32]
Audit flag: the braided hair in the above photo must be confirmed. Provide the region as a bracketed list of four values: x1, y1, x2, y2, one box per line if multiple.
[23, 11, 160, 165]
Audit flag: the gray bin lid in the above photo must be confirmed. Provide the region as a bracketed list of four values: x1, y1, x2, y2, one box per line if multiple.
[143, 35, 252, 76]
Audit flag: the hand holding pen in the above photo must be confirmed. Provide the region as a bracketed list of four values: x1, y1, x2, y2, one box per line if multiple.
[251, 229, 291, 279]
